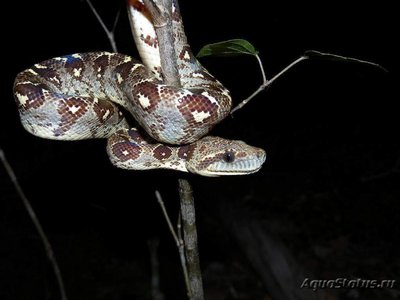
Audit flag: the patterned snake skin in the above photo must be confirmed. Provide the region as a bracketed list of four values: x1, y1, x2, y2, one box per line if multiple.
[13, 0, 266, 176]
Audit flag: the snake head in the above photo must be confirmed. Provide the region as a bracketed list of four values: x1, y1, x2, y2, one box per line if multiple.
[186, 136, 266, 176]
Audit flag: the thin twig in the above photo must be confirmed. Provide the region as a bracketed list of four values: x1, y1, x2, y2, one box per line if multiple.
[85, 0, 118, 52]
[154, 191, 192, 298]
[0, 147, 68, 300]
[231, 54, 307, 115]
[112, 8, 121, 33]
[231, 50, 387, 115]
[155, 190, 179, 246]
[305, 50, 388, 72]
[267, 56, 309, 87]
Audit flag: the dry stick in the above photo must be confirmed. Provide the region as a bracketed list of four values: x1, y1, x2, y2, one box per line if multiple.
[142, 0, 204, 298]
[85, 0, 119, 52]
[0, 147, 68, 300]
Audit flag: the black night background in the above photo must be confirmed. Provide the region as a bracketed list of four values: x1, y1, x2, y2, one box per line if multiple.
[1, 1, 398, 299]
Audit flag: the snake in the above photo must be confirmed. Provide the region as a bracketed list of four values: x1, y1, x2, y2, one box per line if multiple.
[13, 0, 266, 176]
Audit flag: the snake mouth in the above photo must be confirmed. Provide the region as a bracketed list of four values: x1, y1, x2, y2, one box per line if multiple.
[206, 166, 263, 176]
[203, 153, 267, 177]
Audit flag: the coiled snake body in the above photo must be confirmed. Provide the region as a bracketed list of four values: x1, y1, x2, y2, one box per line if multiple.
[13, 0, 266, 176]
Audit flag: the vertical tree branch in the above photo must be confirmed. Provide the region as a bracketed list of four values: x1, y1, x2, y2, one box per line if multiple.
[143, 0, 181, 87]
[178, 179, 204, 300]
[141, 1, 204, 298]
[128, 0, 204, 300]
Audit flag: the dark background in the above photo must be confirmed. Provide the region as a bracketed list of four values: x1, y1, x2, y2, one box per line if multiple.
[1, 1, 398, 299]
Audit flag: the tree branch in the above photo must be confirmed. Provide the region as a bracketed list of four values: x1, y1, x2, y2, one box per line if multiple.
[178, 179, 204, 300]
[143, 0, 181, 87]
[131, 0, 204, 300]
[142, 0, 204, 298]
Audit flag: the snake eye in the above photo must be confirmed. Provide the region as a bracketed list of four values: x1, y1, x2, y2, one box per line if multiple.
[222, 151, 235, 163]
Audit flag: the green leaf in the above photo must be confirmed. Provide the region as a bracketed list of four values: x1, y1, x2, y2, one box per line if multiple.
[197, 39, 258, 58]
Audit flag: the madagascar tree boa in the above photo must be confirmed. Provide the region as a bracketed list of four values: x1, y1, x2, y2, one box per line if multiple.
[13, 0, 266, 176]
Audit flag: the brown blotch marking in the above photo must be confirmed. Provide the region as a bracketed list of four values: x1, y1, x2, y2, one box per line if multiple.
[178, 46, 194, 62]
[141, 34, 158, 48]
[30, 66, 62, 86]
[128, 0, 152, 21]
[64, 57, 85, 78]
[159, 86, 178, 100]
[55, 97, 88, 135]
[154, 114, 166, 130]
[178, 94, 219, 126]
[153, 145, 172, 160]
[196, 70, 218, 82]
[178, 144, 196, 161]
[93, 99, 115, 123]
[236, 151, 247, 158]
[133, 81, 161, 112]
[206, 88, 231, 111]
[148, 123, 161, 141]
[114, 61, 142, 82]
[127, 128, 146, 145]
[93, 54, 111, 77]
[112, 141, 142, 162]
[199, 144, 207, 153]
[13, 82, 48, 110]
[152, 66, 162, 76]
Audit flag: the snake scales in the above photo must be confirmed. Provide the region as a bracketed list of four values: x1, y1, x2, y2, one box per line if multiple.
[13, 0, 266, 176]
